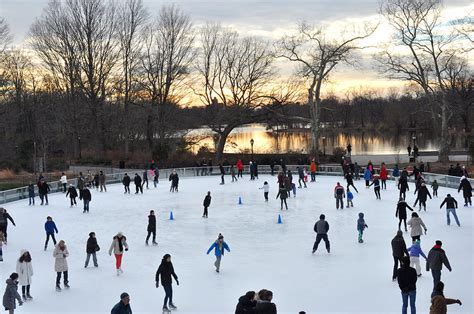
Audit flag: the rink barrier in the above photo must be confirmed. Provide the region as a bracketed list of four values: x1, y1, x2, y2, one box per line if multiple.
[0, 165, 471, 204]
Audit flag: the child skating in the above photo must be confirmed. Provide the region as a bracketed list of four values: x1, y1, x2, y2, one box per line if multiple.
[259, 182, 270, 202]
[206, 234, 230, 273]
[357, 213, 368, 243]
[347, 188, 354, 207]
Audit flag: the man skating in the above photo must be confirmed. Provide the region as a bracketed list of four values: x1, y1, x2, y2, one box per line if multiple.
[312, 214, 330, 254]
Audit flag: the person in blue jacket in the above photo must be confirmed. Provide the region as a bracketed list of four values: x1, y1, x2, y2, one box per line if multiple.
[392, 164, 400, 180]
[44, 216, 58, 251]
[363, 168, 372, 188]
[347, 188, 354, 207]
[357, 212, 368, 243]
[206, 233, 230, 273]
[407, 239, 426, 277]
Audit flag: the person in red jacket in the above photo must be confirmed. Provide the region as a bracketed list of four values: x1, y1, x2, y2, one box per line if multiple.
[380, 162, 388, 190]
[236, 159, 244, 178]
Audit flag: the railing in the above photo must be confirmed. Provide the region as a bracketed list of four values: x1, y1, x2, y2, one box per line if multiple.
[0, 165, 470, 204]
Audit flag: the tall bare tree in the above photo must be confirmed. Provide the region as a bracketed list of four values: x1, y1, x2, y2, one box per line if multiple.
[139, 4, 195, 151]
[116, 0, 149, 157]
[275, 22, 376, 158]
[0, 17, 11, 55]
[194, 24, 274, 161]
[379, 0, 469, 162]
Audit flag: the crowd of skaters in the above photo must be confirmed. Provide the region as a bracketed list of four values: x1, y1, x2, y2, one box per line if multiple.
[0, 154, 472, 313]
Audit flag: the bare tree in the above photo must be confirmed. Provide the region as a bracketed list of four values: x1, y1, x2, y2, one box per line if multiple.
[379, 0, 470, 162]
[0, 17, 12, 55]
[275, 22, 376, 158]
[194, 23, 274, 161]
[116, 0, 149, 157]
[139, 4, 195, 151]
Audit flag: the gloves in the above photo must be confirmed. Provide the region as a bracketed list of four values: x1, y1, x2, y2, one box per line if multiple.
[424, 229, 427, 235]
[176, 280, 179, 286]
[125, 248, 128, 251]
[63, 254, 67, 258]
[457, 299, 462, 305]
[19, 301, 23, 306]
[156, 282, 159, 288]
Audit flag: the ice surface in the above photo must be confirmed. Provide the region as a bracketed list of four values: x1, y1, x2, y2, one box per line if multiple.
[1, 175, 472, 313]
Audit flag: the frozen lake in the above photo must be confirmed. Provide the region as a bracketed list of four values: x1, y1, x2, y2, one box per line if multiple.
[1, 175, 472, 313]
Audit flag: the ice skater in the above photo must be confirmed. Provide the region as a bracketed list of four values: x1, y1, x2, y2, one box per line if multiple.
[122, 173, 131, 194]
[2, 273, 23, 313]
[82, 187, 91, 213]
[169, 170, 179, 192]
[457, 176, 472, 206]
[430, 282, 462, 312]
[396, 198, 414, 232]
[431, 179, 438, 197]
[206, 233, 230, 273]
[85, 232, 99, 267]
[259, 182, 270, 202]
[0, 231, 5, 261]
[134, 173, 143, 194]
[53, 240, 69, 291]
[440, 194, 460, 227]
[407, 212, 427, 242]
[391, 230, 408, 281]
[230, 165, 237, 182]
[334, 182, 345, 209]
[345, 172, 359, 193]
[297, 166, 307, 188]
[413, 183, 432, 211]
[407, 239, 426, 277]
[155, 254, 179, 312]
[369, 175, 381, 199]
[357, 213, 368, 243]
[363, 167, 372, 188]
[16, 250, 33, 301]
[398, 176, 409, 200]
[312, 214, 330, 254]
[426, 240, 452, 289]
[44, 216, 58, 251]
[276, 186, 288, 210]
[27, 183, 35, 205]
[0, 208, 16, 244]
[65, 184, 77, 207]
[202, 192, 211, 218]
[347, 188, 354, 207]
[380, 163, 388, 190]
[111, 292, 132, 314]
[396, 256, 417, 314]
[146, 210, 158, 245]
[109, 232, 129, 276]
[219, 163, 225, 185]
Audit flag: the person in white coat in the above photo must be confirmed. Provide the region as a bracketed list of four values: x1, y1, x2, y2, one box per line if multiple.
[16, 250, 33, 301]
[109, 232, 128, 276]
[407, 212, 427, 242]
[53, 240, 69, 291]
[60, 173, 67, 193]
[259, 181, 270, 202]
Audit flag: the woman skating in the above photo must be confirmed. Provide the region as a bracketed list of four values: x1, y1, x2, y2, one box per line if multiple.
[16, 250, 33, 301]
[109, 232, 128, 276]
[407, 212, 427, 242]
[396, 198, 414, 232]
[2, 273, 23, 314]
[155, 254, 179, 312]
[53, 240, 69, 291]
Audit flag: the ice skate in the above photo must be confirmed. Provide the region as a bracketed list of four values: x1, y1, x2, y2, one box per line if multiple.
[26, 293, 33, 300]
[64, 282, 70, 289]
[163, 306, 171, 313]
[56, 285, 61, 292]
[169, 303, 177, 310]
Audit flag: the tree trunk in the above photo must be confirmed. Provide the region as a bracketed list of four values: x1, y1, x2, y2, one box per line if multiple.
[123, 102, 130, 158]
[215, 126, 233, 162]
[146, 107, 154, 152]
[308, 88, 321, 161]
[438, 98, 450, 163]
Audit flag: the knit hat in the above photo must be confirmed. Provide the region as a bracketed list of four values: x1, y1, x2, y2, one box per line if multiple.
[120, 292, 129, 299]
[218, 234, 224, 240]
[396, 230, 403, 236]
[320, 214, 325, 220]
[163, 254, 171, 260]
[435, 240, 442, 246]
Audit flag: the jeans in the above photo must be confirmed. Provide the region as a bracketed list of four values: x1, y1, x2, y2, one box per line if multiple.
[45, 233, 57, 248]
[83, 200, 90, 212]
[311, 172, 316, 182]
[313, 234, 330, 252]
[124, 185, 130, 193]
[85, 252, 98, 267]
[62, 183, 67, 192]
[358, 230, 363, 242]
[29, 196, 35, 205]
[56, 271, 68, 286]
[203, 206, 208, 217]
[163, 284, 173, 307]
[214, 256, 222, 271]
[392, 256, 402, 279]
[401, 290, 416, 314]
[264, 192, 268, 201]
[431, 269, 441, 288]
[446, 208, 460, 226]
[336, 196, 344, 209]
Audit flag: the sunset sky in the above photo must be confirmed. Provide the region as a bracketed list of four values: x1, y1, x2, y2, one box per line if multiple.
[1, 0, 473, 98]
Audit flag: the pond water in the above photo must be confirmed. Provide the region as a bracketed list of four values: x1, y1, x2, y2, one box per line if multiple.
[186, 124, 459, 155]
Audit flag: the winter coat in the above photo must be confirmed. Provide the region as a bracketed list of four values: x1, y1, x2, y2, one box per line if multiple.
[235, 295, 257, 314]
[431, 181, 439, 190]
[396, 201, 413, 220]
[66, 186, 78, 198]
[314, 219, 329, 234]
[310, 162, 316, 173]
[28, 184, 35, 197]
[369, 178, 380, 188]
[147, 215, 156, 232]
[16, 257, 33, 286]
[0, 209, 15, 227]
[260, 184, 270, 193]
[398, 177, 409, 192]
[426, 246, 451, 272]
[440, 196, 457, 209]
[345, 173, 354, 185]
[236, 160, 244, 171]
[254, 301, 277, 314]
[458, 178, 472, 198]
[77, 177, 85, 190]
[391, 235, 408, 258]
[133, 175, 142, 186]
[207, 240, 230, 257]
[86, 236, 100, 254]
[347, 191, 354, 200]
[363, 168, 372, 181]
[396, 264, 417, 293]
[276, 188, 288, 200]
[203, 195, 212, 207]
[109, 236, 128, 255]
[44, 221, 58, 235]
[380, 166, 388, 180]
[429, 293, 459, 314]
[357, 213, 367, 231]
[392, 166, 400, 177]
[53, 244, 69, 272]
[122, 175, 131, 186]
[334, 185, 345, 197]
[82, 189, 92, 202]
[38, 182, 50, 195]
[2, 279, 22, 310]
[407, 217, 427, 237]
[155, 260, 178, 286]
[416, 186, 432, 202]
[407, 243, 427, 259]
[169, 173, 179, 186]
[297, 167, 304, 178]
[111, 301, 132, 314]
[60, 175, 67, 184]
[99, 174, 106, 184]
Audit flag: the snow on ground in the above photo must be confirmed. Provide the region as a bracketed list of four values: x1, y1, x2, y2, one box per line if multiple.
[1, 175, 473, 314]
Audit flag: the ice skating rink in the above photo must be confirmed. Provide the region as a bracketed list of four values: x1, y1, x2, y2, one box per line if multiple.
[1, 175, 472, 313]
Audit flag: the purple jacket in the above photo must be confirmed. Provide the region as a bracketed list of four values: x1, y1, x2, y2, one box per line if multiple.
[407, 243, 426, 259]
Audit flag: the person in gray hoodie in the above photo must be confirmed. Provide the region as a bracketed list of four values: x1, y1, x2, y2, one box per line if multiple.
[312, 214, 330, 254]
[2, 273, 23, 313]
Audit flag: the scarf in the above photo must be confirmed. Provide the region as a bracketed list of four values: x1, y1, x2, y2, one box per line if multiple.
[117, 236, 124, 252]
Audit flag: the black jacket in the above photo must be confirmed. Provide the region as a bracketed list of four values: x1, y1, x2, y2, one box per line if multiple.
[235, 295, 257, 314]
[398, 177, 409, 192]
[396, 201, 413, 219]
[134, 175, 142, 186]
[169, 173, 179, 186]
[397, 264, 417, 293]
[254, 301, 277, 314]
[82, 189, 92, 202]
[426, 246, 452, 271]
[122, 175, 131, 186]
[111, 301, 132, 314]
[156, 260, 178, 286]
[458, 178, 472, 198]
[440, 196, 458, 209]
[86, 236, 99, 254]
[66, 186, 78, 198]
[203, 195, 211, 207]
[416, 186, 432, 202]
[345, 173, 354, 185]
[391, 235, 408, 258]
[147, 215, 156, 232]
[38, 182, 50, 194]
